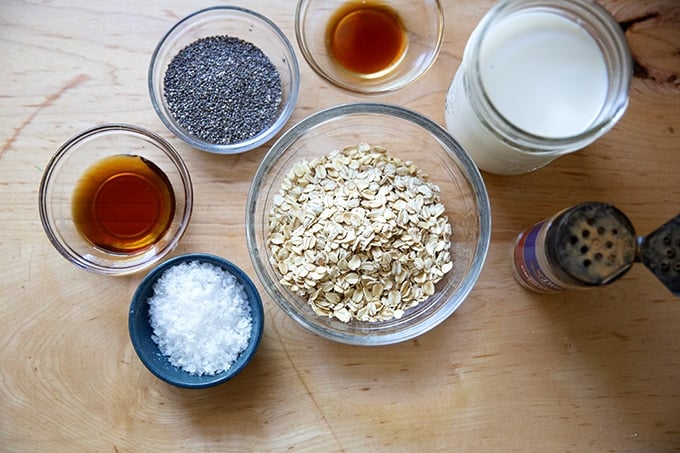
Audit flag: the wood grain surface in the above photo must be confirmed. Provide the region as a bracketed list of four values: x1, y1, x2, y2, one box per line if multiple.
[1, 0, 678, 451]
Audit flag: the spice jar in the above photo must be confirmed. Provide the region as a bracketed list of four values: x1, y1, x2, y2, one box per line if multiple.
[444, 0, 632, 175]
[512, 202, 680, 296]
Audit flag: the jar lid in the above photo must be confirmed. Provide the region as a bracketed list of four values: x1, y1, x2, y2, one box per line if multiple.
[547, 202, 637, 286]
[639, 214, 680, 296]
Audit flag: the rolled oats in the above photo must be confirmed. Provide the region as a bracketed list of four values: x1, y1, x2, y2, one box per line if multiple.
[267, 143, 453, 323]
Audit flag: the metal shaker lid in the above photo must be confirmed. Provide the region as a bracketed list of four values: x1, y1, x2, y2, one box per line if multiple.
[639, 214, 680, 296]
[546, 202, 637, 286]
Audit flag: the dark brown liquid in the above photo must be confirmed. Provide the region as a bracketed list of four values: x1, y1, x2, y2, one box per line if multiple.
[326, 2, 407, 76]
[72, 154, 175, 253]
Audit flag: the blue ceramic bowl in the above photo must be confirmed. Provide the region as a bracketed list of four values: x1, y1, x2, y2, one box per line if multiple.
[129, 253, 264, 388]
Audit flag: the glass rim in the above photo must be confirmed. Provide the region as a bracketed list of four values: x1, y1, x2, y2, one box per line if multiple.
[245, 102, 492, 345]
[148, 5, 301, 154]
[38, 123, 194, 275]
[466, 0, 632, 154]
[294, 0, 445, 95]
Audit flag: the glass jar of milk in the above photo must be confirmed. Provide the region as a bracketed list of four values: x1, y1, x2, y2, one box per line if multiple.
[445, 0, 632, 175]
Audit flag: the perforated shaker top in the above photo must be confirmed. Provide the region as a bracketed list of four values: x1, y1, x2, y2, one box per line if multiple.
[547, 202, 637, 286]
[639, 214, 680, 296]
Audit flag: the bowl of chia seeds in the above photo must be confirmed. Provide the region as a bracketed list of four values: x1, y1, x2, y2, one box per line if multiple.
[149, 6, 300, 154]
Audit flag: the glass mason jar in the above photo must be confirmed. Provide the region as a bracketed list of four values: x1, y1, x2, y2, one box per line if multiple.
[445, 0, 632, 175]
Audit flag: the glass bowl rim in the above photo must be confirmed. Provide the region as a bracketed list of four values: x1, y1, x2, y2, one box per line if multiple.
[148, 5, 301, 154]
[294, 0, 445, 95]
[245, 102, 491, 345]
[38, 122, 194, 276]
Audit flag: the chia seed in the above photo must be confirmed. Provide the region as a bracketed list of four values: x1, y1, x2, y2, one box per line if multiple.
[163, 35, 282, 145]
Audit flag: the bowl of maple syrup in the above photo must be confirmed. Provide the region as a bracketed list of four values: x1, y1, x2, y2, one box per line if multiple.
[295, 0, 444, 94]
[39, 124, 193, 275]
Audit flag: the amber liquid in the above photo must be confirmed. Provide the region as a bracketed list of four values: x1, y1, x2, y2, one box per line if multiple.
[326, 2, 407, 77]
[72, 154, 175, 253]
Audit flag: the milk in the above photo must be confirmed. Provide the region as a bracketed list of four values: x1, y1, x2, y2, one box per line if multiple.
[480, 12, 608, 137]
[445, 9, 613, 174]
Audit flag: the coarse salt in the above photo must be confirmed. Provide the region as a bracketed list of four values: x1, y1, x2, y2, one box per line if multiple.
[148, 260, 252, 376]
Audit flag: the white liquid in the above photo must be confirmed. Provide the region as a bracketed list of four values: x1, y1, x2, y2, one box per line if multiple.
[480, 12, 608, 138]
[445, 10, 611, 174]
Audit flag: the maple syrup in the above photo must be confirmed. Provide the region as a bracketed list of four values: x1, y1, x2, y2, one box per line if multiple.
[72, 154, 175, 253]
[326, 1, 407, 77]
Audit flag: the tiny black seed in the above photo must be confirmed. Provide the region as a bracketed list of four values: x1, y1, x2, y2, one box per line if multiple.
[662, 235, 672, 245]
[570, 235, 579, 245]
[612, 228, 618, 235]
[674, 261, 680, 272]
[587, 217, 596, 226]
[580, 245, 589, 254]
[597, 226, 606, 235]
[163, 35, 283, 145]
[583, 259, 592, 268]
[582, 229, 590, 238]
[660, 261, 670, 271]
[605, 241, 613, 249]
[666, 248, 676, 258]
[594, 252, 603, 261]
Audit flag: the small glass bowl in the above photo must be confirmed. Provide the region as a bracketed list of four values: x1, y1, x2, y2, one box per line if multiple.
[129, 253, 264, 389]
[295, 0, 444, 94]
[246, 103, 491, 345]
[39, 124, 193, 276]
[148, 6, 300, 154]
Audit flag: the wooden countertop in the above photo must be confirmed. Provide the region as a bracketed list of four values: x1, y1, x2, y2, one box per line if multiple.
[1, 1, 678, 451]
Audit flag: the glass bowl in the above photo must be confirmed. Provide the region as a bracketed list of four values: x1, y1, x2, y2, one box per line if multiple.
[295, 0, 444, 94]
[129, 253, 264, 389]
[39, 124, 193, 276]
[148, 6, 300, 154]
[246, 103, 491, 345]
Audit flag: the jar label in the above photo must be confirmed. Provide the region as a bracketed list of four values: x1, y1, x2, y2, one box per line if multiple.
[513, 221, 564, 293]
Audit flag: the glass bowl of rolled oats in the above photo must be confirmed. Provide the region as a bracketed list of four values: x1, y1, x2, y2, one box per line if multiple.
[246, 103, 491, 345]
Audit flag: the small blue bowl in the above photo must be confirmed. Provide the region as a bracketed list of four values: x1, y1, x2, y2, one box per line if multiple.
[129, 253, 264, 389]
